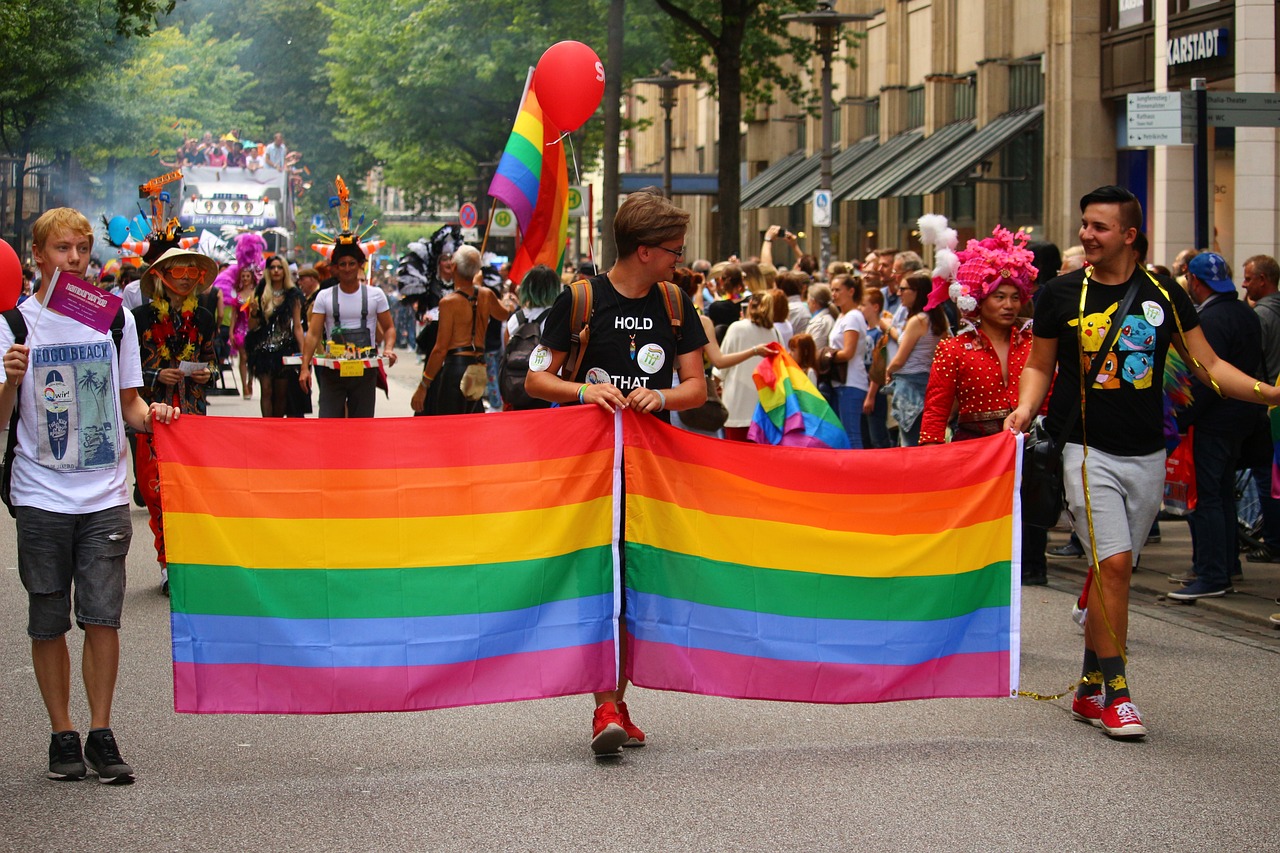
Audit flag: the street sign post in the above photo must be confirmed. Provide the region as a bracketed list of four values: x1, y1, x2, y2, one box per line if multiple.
[458, 202, 478, 229]
[812, 189, 832, 228]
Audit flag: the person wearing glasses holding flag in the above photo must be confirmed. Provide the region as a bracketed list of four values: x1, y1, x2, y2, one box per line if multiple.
[526, 190, 708, 757]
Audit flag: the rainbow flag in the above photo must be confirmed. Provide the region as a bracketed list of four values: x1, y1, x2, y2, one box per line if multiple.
[155, 408, 618, 714]
[623, 411, 1019, 704]
[748, 342, 849, 449]
[488, 75, 570, 283]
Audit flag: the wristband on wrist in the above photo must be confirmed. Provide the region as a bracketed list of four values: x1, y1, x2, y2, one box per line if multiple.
[577, 384, 588, 404]
[1254, 380, 1268, 403]
[420, 373, 434, 389]
[655, 389, 666, 411]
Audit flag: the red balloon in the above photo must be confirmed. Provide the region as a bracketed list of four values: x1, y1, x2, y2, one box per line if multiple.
[532, 41, 605, 133]
[0, 238, 21, 311]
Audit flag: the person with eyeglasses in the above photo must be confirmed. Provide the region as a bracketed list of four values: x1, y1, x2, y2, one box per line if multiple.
[526, 190, 708, 757]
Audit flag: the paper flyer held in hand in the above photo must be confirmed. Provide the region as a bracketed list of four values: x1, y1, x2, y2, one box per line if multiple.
[45, 270, 123, 334]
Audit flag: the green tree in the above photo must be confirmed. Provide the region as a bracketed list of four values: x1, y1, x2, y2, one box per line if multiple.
[77, 21, 260, 205]
[321, 0, 665, 216]
[648, 0, 838, 259]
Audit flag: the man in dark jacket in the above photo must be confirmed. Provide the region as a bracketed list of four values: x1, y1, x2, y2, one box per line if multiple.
[1170, 252, 1262, 600]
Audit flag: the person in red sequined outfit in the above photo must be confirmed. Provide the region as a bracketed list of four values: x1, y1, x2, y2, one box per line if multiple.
[918, 225, 1046, 586]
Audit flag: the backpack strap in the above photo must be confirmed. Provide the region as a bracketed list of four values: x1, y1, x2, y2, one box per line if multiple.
[656, 281, 684, 342]
[1, 308, 29, 517]
[561, 281, 594, 381]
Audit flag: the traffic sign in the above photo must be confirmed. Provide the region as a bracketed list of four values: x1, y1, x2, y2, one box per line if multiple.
[812, 189, 832, 228]
[567, 186, 587, 219]
[1126, 93, 1190, 146]
[489, 208, 517, 237]
[458, 202, 478, 229]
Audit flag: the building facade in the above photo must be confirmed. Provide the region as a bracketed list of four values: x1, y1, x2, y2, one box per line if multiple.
[622, 0, 1279, 270]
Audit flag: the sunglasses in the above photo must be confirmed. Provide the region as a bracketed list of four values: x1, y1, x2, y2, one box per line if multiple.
[163, 265, 206, 282]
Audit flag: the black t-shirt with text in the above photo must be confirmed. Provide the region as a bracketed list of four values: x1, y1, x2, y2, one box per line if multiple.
[1034, 265, 1198, 456]
[539, 274, 708, 414]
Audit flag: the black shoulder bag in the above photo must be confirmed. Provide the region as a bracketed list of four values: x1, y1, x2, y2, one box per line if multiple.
[1022, 277, 1141, 529]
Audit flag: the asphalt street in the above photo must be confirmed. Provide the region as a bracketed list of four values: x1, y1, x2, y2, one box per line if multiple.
[0, 359, 1276, 852]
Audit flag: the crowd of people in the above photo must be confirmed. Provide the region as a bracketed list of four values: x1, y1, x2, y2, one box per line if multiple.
[5, 184, 1280, 786]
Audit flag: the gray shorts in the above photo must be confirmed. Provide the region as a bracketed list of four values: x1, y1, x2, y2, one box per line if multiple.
[1063, 443, 1165, 564]
[16, 505, 132, 639]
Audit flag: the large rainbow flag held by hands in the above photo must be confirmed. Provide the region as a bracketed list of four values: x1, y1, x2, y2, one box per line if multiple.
[158, 410, 1020, 713]
[155, 408, 618, 714]
[623, 411, 1020, 704]
[748, 342, 849, 449]
[488, 73, 570, 284]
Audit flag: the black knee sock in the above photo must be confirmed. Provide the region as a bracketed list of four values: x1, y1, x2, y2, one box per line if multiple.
[1099, 655, 1130, 704]
[1077, 648, 1102, 699]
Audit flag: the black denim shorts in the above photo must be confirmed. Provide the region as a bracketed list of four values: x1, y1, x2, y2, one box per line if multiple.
[16, 505, 131, 639]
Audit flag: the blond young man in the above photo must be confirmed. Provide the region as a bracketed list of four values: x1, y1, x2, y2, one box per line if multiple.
[0, 208, 178, 783]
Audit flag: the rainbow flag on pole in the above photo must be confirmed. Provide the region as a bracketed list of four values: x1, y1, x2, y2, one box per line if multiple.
[623, 412, 1019, 704]
[156, 408, 618, 714]
[748, 342, 849, 449]
[488, 71, 570, 284]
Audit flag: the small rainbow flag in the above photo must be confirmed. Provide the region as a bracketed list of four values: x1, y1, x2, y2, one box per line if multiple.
[488, 73, 570, 284]
[748, 342, 849, 449]
[156, 409, 618, 714]
[623, 411, 1019, 704]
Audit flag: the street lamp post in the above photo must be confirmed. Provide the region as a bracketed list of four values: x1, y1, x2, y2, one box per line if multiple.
[781, 2, 871, 273]
[634, 62, 699, 201]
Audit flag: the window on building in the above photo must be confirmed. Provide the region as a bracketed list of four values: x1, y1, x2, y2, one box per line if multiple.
[865, 99, 880, 137]
[1168, 0, 1228, 13]
[1001, 126, 1044, 226]
[1009, 62, 1044, 110]
[947, 183, 975, 225]
[954, 77, 976, 122]
[906, 87, 924, 129]
[1107, 0, 1151, 30]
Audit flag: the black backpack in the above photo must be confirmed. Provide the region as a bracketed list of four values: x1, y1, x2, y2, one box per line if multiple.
[499, 308, 551, 411]
[1, 306, 127, 517]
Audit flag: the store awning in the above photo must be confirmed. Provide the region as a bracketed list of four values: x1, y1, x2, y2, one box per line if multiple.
[772, 136, 879, 208]
[740, 151, 808, 209]
[890, 106, 1045, 197]
[845, 121, 976, 202]
[832, 130, 922, 201]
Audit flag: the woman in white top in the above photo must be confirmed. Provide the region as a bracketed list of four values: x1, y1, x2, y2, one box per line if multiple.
[718, 290, 784, 441]
[827, 274, 869, 448]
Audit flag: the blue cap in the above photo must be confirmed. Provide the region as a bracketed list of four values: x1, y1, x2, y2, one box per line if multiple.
[1187, 252, 1235, 293]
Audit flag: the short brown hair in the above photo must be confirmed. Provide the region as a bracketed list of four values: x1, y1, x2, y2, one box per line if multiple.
[1245, 255, 1280, 286]
[32, 208, 93, 250]
[614, 192, 689, 259]
[776, 270, 810, 298]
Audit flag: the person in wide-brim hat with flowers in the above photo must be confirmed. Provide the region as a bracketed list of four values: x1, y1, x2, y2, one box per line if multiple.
[133, 247, 219, 594]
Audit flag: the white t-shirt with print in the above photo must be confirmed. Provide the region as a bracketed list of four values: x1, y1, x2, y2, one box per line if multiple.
[828, 309, 870, 390]
[314, 284, 389, 347]
[0, 298, 143, 513]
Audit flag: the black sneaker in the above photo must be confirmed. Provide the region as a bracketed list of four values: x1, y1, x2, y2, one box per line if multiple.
[84, 728, 135, 785]
[48, 731, 86, 781]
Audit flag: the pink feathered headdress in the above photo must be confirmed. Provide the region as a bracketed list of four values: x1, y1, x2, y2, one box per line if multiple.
[212, 232, 267, 303]
[949, 226, 1037, 314]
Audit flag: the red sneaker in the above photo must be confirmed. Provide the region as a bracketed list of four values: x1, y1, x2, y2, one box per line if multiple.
[1070, 691, 1105, 727]
[1100, 698, 1147, 739]
[591, 702, 627, 755]
[616, 701, 646, 748]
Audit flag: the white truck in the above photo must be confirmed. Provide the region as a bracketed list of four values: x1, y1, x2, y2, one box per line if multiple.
[178, 165, 295, 256]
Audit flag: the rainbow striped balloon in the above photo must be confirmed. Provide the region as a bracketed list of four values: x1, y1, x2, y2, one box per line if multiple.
[748, 342, 849, 449]
[623, 412, 1019, 704]
[157, 409, 619, 714]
